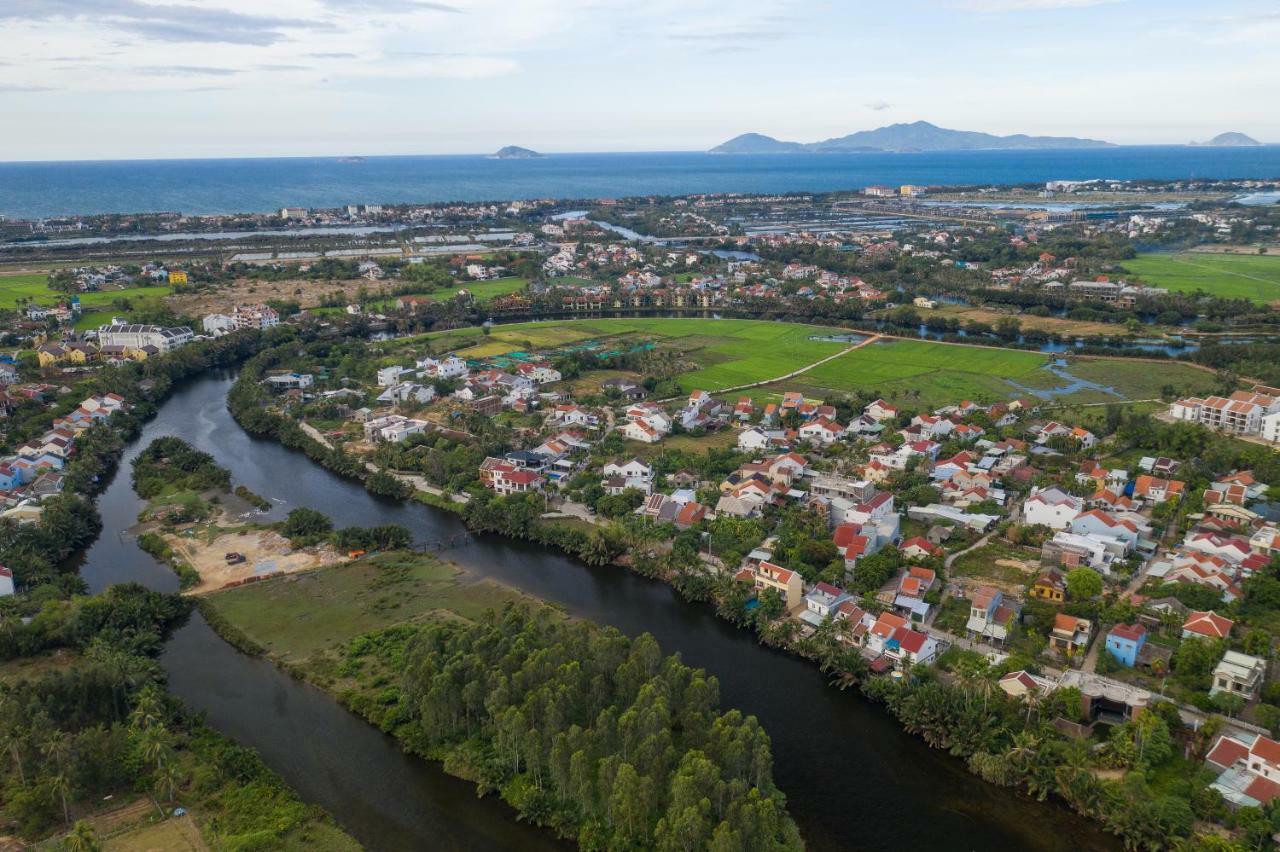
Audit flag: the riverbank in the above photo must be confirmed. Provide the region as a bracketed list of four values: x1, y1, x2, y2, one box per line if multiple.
[201, 551, 805, 850]
[219, 360, 1144, 849]
[70, 368, 1118, 850]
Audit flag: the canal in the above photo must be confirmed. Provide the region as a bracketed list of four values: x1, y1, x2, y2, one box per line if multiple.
[80, 371, 1115, 851]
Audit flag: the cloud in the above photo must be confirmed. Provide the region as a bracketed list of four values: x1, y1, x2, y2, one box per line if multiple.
[955, 0, 1123, 10]
[143, 66, 242, 77]
[316, 0, 462, 11]
[0, 84, 55, 92]
[0, 0, 324, 46]
[307, 52, 359, 59]
[866, 100, 891, 111]
[254, 64, 312, 71]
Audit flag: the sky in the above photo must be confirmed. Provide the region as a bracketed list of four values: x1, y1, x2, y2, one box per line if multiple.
[1, 0, 1277, 161]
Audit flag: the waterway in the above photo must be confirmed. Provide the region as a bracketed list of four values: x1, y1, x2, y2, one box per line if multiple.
[79, 371, 1116, 851]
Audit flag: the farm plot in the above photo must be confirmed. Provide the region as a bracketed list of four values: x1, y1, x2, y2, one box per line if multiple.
[1123, 252, 1280, 304]
[788, 338, 1049, 408]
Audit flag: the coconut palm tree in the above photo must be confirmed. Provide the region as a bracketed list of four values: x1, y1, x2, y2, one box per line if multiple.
[64, 820, 101, 852]
[48, 770, 72, 825]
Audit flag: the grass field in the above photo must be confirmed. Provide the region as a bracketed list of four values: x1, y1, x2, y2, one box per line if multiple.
[0, 271, 172, 319]
[1123, 251, 1280, 303]
[416, 317, 854, 391]
[368, 277, 529, 312]
[783, 338, 1049, 408]
[206, 553, 542, 662]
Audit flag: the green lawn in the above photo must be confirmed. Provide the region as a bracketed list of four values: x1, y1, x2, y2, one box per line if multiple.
[415, 317, 854, 391]
[205, 553, 541, 662]
[787, 338, 1049, 408]
[0, 273, 170, 310]
[1123, 252, 1280, 303]
[369, 277, 529, 312]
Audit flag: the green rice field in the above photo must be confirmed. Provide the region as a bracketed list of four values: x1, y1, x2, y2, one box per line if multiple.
[417, 317, 851, 390]
[1122, 251, 1280, 303]
[782, 338, 1049, 408]
[0, 272, 171, 311]
[411, 317, 1224, 408]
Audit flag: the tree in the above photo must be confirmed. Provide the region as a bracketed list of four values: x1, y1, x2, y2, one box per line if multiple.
[280, 507, 333, 544]
[1065, 567, 1103, 601]
[64, 821, 102, 852]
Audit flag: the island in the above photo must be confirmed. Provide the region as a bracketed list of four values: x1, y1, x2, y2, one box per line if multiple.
[490, 145, 543, 159]
[1191, 132, 1263, 147]
[710, 120, 1114, 153]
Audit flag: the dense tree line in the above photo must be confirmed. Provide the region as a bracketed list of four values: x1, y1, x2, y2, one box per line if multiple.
[354, 606, 801, 851]
[0, 585, 353, 846]
[131, 436, 231, 499]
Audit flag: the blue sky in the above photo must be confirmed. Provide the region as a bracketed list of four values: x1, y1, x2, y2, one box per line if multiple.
[1, 0, 1276, 160]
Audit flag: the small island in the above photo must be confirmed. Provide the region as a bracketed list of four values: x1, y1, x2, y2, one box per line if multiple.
[490, 145, 543, 159]
[1191, 132, 1262, 147]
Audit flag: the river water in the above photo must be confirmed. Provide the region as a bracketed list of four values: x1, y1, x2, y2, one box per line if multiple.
[79, 371, 1115, 851]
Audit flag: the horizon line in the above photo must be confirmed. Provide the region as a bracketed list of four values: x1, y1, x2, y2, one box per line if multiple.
[3, 142, 1279, 166]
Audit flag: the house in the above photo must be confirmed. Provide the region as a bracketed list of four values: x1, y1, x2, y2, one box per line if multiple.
[735, 561, 803, 609]
[549, 404, 599, 428]
[1024, 487, 1083, 530]
[0, 565, 12, 597]
[1206, 733, 1280, 807]
[377, 365, 409, 387]
[620, 419, 662, 443]
[1182, 610, 1234, 641]
[737, 427, 772, 452]
[1132, 475, 1185, 505]
[1212, 651, 1266, 700]
[900, 537, 942, 560]
[1030, 571, 1066, 603]
[1069, 510, 1140, 549]
[801, 582, 851, 626]
[883, 626, 940, 669]
[488, 463, 544, 496]
[601, 459, 654, 495]
[674, 502, 708, 530]
[1050, 613, 1093, 656]
[798, 417, 845, 445]
[999, 670, 1057, 699]
[864, 399, 899, 422]
[966, 586, 1019, 646]
[1105, 623, 1146, 667]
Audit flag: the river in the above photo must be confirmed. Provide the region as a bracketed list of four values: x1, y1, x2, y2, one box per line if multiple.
[79, 371, 1115, 851]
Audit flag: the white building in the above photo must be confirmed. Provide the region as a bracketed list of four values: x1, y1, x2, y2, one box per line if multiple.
[1024, 486, 1083, 530]
[202, 314, 237, 336]
[96, 323, 194, 353]
[417, 355, 469, 380]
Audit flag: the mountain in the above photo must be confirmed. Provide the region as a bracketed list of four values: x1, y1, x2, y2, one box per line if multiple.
[491, 145, 543, 159]
[708, 133, 807, 154]
[709, 121, 1113, 153]
[1191, 132, 1262, 147]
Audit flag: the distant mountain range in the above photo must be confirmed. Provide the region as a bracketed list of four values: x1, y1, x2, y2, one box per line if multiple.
[709, 121, 1115, 153]
[1190, 132, 1262, 147]
[491, 145, 543, 159]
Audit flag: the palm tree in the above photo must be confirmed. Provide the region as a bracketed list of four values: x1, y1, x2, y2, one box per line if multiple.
[64, 820, 101, 852]
[154, 758, 180, 804]
[129, 687, 164, 732]
[49, 770, 72, 825]
[0, 728, 26, 786]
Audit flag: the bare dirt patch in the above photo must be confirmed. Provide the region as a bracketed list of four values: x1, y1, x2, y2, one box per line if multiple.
[166, 527, 342, 595]
[167, 277, 364, 315]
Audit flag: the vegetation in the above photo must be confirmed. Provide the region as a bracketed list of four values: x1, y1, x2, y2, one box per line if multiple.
[346, 606, 802, 851]
[1123, 252, 1280, 304]
[0, 583, 358, 848]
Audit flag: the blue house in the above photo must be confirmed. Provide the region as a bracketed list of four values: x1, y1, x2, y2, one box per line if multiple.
[1105, 623, 1147, 667]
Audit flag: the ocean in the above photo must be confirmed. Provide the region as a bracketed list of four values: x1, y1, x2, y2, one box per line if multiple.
[2, 146, 1279, 219]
